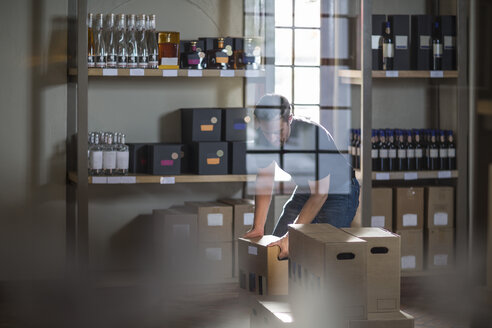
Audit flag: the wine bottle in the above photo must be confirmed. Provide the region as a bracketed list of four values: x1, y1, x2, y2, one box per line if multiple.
[429, 130, 440, 170]
[387, 130, 398, 171]
[439, 130, 449, 170]
[407, 131, 416, 171]
[397, 130, 408, 171]
[379, 130, 389, 171]
[432, 21, 443, 70]
[414, 130, 425, 171]
[382, 21, 394, 70]
[447, 130, 456, 170]
[372, 130, 380, 171]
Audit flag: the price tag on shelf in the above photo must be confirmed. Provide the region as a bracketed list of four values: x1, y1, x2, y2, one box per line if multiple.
[107, 177, 123, 184]
[92, 177, 107, 184]
[245, 70, 261, 78]
[375, 173, 390, 180]
[121, 176, 137, 184]
[404, 172, 418, 180]
[160, 177, 176, 184]
[430, 71, 444, 78]
[102, 68, 118, 76]
[162, 69, 178, 77]
[220, 70, 235, 77]
[188, 70, 203, 77]
[385, 71, 399, 78]
[130, 69, 145, 76]
[438, 170, 452, 179]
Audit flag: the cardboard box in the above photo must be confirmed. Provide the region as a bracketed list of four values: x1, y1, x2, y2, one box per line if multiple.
[288, 224, 367, 327]
[186, 202, 233, 242]
[411, 15, 433, 70]
[426, 228, 454, 270]
[426, 187, 454, 229]
[349, 310, 415, 328]
[250, 297, 294, 328]
[222, 108, 253, 141]
[229, 141, 247, 174]
[342, 228, 401, 313]
[219, 198, 255, 239]
[397, 230, 423, 272]
[389, 15, 411, 70]
[190, 142, 228, 175]
[181, 108, 222, 143]
[441, 15, 457, 70]
[198, 241, 233, 281]
[395, 188, 424, 230]
[352, 188, 392, 231]
[238, 235, 288, 295]
[372, 15, 386, 70]
[128, 143, 149, 174]
[147, 143, 183, 175]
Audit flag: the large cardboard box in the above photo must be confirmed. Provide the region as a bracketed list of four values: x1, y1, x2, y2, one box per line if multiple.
[426, 228, 454, 270]
[349, 310, 414, 328]
[186, 202, 233, 242]
[219, 198, 255, 239]
[289, 224, 367, 327]
[197, 241, 233, 281]
[352, 188, 392, 231]
[343, 228, 400, 313]
[395, 188, 424, 231]
[426, 187, 454, 229]
[250, 297, 294, 328]
[238, 235, 288, 296]
[397, 230, 423, 272]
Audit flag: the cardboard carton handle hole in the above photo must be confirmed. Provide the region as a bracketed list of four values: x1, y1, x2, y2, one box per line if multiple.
[371, 247, 389, 254]
[337, 252, 356, 260]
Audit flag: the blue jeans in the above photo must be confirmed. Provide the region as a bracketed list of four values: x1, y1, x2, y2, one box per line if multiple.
[272, 178, 360, 237]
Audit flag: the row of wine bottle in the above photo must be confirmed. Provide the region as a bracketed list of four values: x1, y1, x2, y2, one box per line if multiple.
[350, 129, 456, 171]
[88, 132, 129, 176]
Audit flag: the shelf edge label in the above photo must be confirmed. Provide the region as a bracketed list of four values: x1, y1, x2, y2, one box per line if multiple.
[130, 69, 145, 76]
[188, 70, 203, 77]
[92, 177, 107, 184]
[245, 70, 261, 78]
[160, 177, 176, 184]
[220, 70, 235, 77]
[375, 173, 390, 180]
[404, 172, 418, 180]
[430, 71, 444, 78]
[437, 170, 452, 179]
[121, 176, 137, 184]
[162, 69, 178, 77]
[102, 68, 118, 76]
[385, 71, 399, 78]
[107, 177, 123, 184]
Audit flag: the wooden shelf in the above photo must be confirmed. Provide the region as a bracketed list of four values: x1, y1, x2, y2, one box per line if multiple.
[402, 270, 456, 278]
[72, 68, 266, 78]
[68, 171, 255, 184]
[355, 170, 458, 181]
[339, 70, 459, 84]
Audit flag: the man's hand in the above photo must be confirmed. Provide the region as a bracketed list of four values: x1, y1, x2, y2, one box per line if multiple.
[243, 226, 264, 239]
[268, 234, 289, 260]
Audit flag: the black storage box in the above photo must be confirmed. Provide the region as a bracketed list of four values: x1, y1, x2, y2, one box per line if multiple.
[128, 143, 150, 174]
[199, 37, 234, 51]
[191, 142, 228, 175]
[148, 144, 184, 175]
[372, 15, 386, 70]
[229, 142, 247, 174]
[179, 39, 206, 54]
[181, 108, 222, 143]
[389, 15, 410, 70]
[222, 108, 253, 141]
[441, 15, 457, 70]
[411, 15, 433, 70]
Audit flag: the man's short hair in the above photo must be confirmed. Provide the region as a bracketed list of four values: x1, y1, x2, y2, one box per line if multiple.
[254, 94, 292, 122]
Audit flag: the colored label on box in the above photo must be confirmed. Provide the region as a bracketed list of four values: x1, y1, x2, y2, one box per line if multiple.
[161, 159, 174, 166]
[207, 158, 220, 165]
[201, 124, 214, 131]
[233, 123, 246, 130]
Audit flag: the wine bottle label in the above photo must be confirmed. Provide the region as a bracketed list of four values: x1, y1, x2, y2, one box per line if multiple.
[407, 149, 415, 158]
[88, 55, 95, 67]
[430, 149, 439, 158]
[371, 35, 381, 50]
[351, 147, 356, 156]
[383, 43, 394, 58]
[128, 56, 138, 68]
[415, 149, 423, 158]
[398, 149, 406, 158]
[439, 148, 448, 158]
[389, 149, 397, 158]
[103, 151, 117, 169]
[448, 148, 456, 157]
[117, 55, 127, 68]
[433, 43, 443, 57]
[395, 35, 408, 49]
[116, 151, 129, 169]
[444, 36, 456, 50]
[356, 148, 360, 156]
[371, 149, 378, 158]
[420, 35, 431, 49]
[348, 146, 352, 154]
[379, 149, 388, 158]
[149, 54, 158, 62]
[90, 151, 103, 170]
[96, 55, 106, 68]
[107, 54, 117, 66]
[138, 56, 148, 68]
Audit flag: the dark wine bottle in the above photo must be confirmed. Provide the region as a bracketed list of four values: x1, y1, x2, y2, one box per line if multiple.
[387, 130, 398, 171]
[447, 130, 456, 170]
[372, 130, 380, 171]
[382, 21, 394, 70]
[439, 130, 449, 170]
[355, 129, 361, 170]
[414, 130, 425, 171]
[397, 130, 408, 171]
[429, 130, 440, 170]
[379, 130, 389, 171]
[407, 132, 416, 171]
[432, 21, 443, 70]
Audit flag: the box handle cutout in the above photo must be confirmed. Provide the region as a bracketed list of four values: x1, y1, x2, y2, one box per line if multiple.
[371, 247, 389, 254]
[337, 253, 356, 260]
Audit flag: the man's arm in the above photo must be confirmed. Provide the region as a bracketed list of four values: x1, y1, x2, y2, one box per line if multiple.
[243, 162, 276, 238]
[293, 175, 331, 224]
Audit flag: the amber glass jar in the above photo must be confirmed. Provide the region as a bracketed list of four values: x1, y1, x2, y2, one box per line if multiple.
[158, 31, 180, 68]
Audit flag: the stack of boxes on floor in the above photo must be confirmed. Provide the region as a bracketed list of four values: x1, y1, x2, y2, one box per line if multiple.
[243, 224, 414, 327]
[153, 199, 255, 282]
[352, 186, 455, 273]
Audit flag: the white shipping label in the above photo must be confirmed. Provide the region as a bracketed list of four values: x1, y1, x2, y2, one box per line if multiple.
[401, 255, 416, 269]
[439, 149, 448, 158]
[248, 246, 258, 255]
[415, 149, 423, 158]
[420, 35, 431, 49]
[448, 149, 456, 158]
[371, 149, 378, 159]
[173, 224, 190, 238]
[383, 43, 394, 58]
[402, 213, 418, 227]
[398, 149, 406, 158]
[379, 149, 388, 158]
[434, 254, 448, 266]
[243, 212, 254, 226]
[407, 149, 415, 158]
[375, 173, 390, 180]
[389, 149, 397, 158]
[161, 57, 178, 66]
[129, 69, 145, 76]
[205, 247, 222, 261]
[395, 35, 408, 49]
[430, 149, 439, 158]
[434, 212, 449, 226]
[162, 69, 178, 77]
[207, 213, 223, 226]
[372, 35, 381, 50]
[90, 151, 103, 170]
[102, 68, 118, 76]
[444, 36, 456, 49]
[103, 151, 117, 169]
[220, 70, 235, 77]
[371, 216, 386, 228]
[116, 151, 129, 169]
